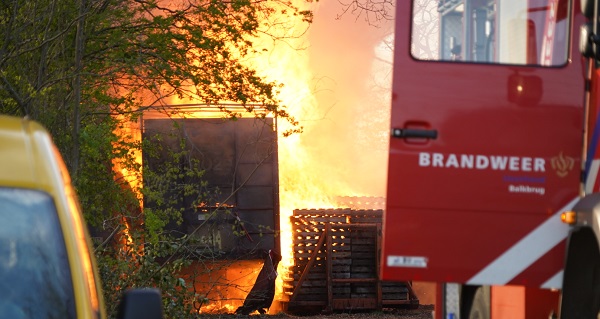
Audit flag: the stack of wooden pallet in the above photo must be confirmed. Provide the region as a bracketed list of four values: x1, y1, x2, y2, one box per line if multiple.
[281, 209, 419, 313]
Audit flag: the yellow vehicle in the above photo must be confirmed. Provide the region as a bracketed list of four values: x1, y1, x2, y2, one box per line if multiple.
[0, 115, 162, 319]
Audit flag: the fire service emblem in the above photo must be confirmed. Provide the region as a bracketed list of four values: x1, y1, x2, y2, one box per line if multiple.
[550, 152, 574, 177]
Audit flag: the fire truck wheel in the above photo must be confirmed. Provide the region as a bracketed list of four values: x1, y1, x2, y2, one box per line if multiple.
[560, 227, 600, 319]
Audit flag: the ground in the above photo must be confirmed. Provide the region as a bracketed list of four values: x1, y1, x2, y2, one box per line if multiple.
[219, 306, 435, 319]
[278, 306, 435, 319]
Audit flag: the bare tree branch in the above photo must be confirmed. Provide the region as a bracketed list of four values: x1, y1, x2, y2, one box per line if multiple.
[336, 0, 394, 26]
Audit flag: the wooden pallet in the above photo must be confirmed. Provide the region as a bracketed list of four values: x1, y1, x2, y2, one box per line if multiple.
[282, 209, 419, 313]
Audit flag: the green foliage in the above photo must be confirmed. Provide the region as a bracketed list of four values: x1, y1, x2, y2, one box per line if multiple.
[0, 0, 311, 317]
[141, 130, 208, 245]
[95, 234, 196, 318]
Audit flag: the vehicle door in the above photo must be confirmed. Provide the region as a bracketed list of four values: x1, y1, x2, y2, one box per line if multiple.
[382, 0, 584, 288]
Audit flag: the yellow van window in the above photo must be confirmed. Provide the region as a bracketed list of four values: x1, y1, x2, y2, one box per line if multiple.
[0, 188, 76, 318]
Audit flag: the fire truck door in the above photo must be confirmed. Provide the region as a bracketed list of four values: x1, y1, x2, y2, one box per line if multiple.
[382, 0, 584, 288]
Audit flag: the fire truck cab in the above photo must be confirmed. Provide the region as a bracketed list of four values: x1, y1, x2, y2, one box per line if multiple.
[381, 0, 600, 318]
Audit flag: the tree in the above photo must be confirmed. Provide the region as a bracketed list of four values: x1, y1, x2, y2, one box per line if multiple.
[336, 0, 394, 25]
[0, 0, 311, 316]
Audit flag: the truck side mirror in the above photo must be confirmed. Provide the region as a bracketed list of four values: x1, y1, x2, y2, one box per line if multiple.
[580, 23, 596, 58]
[582, 0, 596, 19]
[580, 0, 600, 59]
[117, 288, 163, 319]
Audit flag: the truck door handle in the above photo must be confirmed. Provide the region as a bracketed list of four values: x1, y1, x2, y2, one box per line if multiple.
[391, 128, 438, 139]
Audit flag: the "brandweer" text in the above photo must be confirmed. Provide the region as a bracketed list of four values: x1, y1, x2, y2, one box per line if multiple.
[418, 152, 545, 172]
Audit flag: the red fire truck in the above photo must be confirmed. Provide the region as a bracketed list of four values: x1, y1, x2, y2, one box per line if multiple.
[381, 0, 600, 318]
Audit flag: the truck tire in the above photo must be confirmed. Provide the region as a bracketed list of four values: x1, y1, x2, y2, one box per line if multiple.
[560, 227, 600, 319]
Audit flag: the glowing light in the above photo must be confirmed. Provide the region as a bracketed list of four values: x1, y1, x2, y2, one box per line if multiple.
[560, 211, 576, 225]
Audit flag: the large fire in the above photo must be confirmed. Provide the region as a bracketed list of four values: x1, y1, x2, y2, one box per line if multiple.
[245, 0, 395, 311]
[114, 0, 394, 314]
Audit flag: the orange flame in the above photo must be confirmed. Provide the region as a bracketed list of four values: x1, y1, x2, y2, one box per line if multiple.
[252, 1, 394, 306]
[113, 0, 394, 313]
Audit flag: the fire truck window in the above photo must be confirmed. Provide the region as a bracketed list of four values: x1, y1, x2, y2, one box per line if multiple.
[411, 0, 570, 66]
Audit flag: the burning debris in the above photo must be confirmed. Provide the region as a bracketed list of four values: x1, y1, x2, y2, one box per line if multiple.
[236, 250, 282, 315]
[282, 208, 419, 314]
